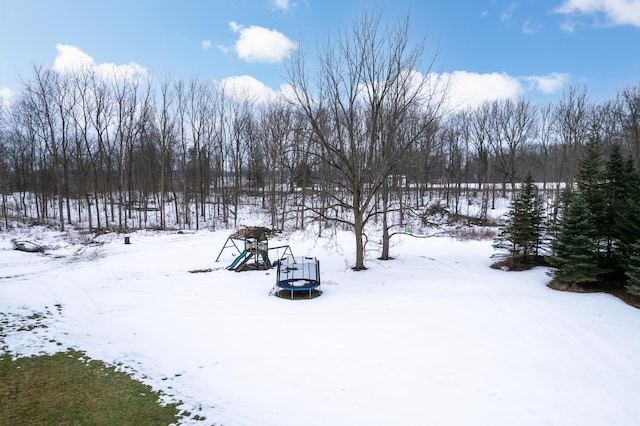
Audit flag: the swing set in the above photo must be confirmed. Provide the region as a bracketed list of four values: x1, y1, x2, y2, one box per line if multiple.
[215, 227, 293, 272]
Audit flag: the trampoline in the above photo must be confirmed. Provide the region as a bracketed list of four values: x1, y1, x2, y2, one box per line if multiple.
[273, 256, 321, 299]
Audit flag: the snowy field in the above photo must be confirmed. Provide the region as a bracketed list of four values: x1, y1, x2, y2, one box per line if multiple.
[1, 226, 640, 425]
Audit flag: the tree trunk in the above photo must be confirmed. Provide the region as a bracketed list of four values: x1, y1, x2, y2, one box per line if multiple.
[379, 180, 391, 260]
[353, 211, 366, 270]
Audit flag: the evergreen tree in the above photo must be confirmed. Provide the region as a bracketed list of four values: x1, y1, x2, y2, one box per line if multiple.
[616, 157, 640, 271]
[576, 130, 605, 222]
[493, 174, 545, 265]
[548, 193, 607, 285]
[625, 241, 640, 297]
[602, 144, 627, 269]
[574, 129, 617, 271]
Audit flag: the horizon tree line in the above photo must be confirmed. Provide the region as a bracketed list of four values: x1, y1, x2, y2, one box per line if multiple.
[1, 13, 640, 269]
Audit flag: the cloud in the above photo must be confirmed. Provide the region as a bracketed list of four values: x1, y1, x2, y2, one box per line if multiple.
[52, 44, 150, 83]
[0, 86, 12, 109]
[214, 70, 570, 112]
[52, 44, 95, 74]
[218, 75, 279, 104]
[555, 0, 640, 28]
[437, 71, 570, 110]
[229, 22, 297, 63]
[523, 72, 571, 94]
[441, 71, 524, 109]
[216, 44, 231, 54]
[270, 0, 291, 12]
[202, 40, 212, 50]
[522, 19, 542, 34]
[560, 20, 577, 33]
[500, 2, 517, 24]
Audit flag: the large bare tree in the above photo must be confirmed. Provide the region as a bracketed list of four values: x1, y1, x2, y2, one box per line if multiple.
[287, 10, 444, 269]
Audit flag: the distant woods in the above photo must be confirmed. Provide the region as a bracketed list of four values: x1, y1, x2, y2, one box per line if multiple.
[1, 13, 640, 245]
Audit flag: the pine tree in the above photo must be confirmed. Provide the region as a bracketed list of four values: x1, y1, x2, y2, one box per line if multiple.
[602, 144, 627, 269]
[574, 129, 613, 271]
[576, 130, 606, 221]
[548, 193, 607, 285]
[493, 174, 545, 266]
[616, 157, 640, 271]
[625, 241, 640, 297]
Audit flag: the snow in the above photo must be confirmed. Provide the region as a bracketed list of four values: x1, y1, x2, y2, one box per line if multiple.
[1, 227, 640, 425]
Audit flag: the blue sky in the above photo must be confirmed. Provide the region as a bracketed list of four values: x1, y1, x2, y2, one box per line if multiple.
[1, 0, 639, 109]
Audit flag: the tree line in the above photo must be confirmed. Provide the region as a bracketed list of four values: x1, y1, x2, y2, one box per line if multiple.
[1, 12, 640, 270]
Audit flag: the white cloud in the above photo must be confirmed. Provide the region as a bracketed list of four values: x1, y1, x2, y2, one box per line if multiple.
[555, 0, 640, 28]
[202, 40, 212, 50]
[218, 75, 278, 104]
[0, 86, 13, 109]
[52, 44, 150, 83]
[229, 22, 297, 63]
[52, 44, 94, 74]
[229, 21, 242, 33]
[500, 2, 517, 23]
[440, 71, 524, 110]
[216, 44, 231, 54]
[278, 83, 298, 104]
[436, 71, 570, 110]
[523, 72, 571, 94]
[215, 70, 569, 112]
[270, 0, 291, 12]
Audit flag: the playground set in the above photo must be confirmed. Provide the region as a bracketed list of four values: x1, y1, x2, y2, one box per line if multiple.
[215, 226, 321, 299]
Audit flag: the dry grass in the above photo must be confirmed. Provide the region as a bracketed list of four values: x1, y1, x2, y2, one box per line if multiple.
[548, 279, 640, 309]
[490, 256, 548, 272]
[547, 280, 592, 293]
[451, 226, 497, 241]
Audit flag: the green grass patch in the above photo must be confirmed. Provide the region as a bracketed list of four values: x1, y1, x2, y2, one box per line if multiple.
[0, 349, 182, 425]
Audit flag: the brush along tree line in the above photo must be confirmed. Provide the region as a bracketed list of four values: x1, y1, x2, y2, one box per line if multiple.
[493, 127, 640, 299]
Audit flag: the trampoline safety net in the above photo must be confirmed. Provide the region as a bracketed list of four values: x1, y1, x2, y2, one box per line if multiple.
[276, 256, 321, 290]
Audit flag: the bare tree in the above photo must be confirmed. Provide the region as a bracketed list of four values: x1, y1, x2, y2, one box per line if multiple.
[489, 98, 537, 193]
[287, 10, 444, 269]
[554, 84, 592, 185]
[186, 77, 216, 230]
[0, 103, 9, 229]
[256, 100, 296, 229]
[156, 76, 178, 229]
[616, 81, 640, 161]
[534, 103, 557, 190]
[468, 103, 494, 220]
[21, 66, 76, 230]
[227, 95, 253, 227]
[111, 75, 143, 229]
[67, 67, 102, 229]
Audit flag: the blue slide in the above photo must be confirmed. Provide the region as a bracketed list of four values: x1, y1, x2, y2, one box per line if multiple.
[226, 250, 248, 270]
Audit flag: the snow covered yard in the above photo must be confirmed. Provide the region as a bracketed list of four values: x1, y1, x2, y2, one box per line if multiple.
[1, 228, 639, 425]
